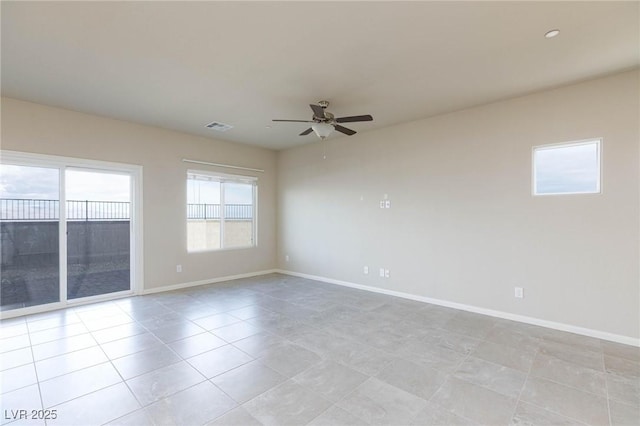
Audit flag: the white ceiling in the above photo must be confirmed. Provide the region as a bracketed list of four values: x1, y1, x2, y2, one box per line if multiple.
[2, 2, 638, 150]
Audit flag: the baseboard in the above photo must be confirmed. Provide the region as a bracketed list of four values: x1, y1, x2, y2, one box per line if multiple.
[276, 269, 640, 347]
[141, 269, 279, 295]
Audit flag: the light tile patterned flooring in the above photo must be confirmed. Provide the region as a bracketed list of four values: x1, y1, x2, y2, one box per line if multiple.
[1, 273, 638, 426]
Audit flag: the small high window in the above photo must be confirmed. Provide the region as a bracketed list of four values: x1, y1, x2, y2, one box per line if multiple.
[533, 139, 601, 195]
[187, 171, 257, 252]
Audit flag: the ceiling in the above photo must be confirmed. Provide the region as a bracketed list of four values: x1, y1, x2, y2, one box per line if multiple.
[2, 2, 638, 150]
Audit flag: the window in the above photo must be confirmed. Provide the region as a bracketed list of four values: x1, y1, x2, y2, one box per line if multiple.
[533, 139, 601, 195]
[187, 171, 257, 252]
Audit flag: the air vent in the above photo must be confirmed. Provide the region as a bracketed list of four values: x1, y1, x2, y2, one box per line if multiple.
[205, 121, 233, 132]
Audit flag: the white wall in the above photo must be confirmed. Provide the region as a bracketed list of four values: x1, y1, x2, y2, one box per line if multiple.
[1, 97, 278, 291]
[277, 70, 640, 341]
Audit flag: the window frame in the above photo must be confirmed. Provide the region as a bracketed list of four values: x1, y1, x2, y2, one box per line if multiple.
[186, 169, 258, 253]
[531, 138, 602, 196]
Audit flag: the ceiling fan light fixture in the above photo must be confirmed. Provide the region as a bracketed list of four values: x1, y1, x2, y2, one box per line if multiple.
[312, 123, 334, 140]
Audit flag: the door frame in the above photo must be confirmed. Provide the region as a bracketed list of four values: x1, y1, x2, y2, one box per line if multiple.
[0, 150, 144, 319]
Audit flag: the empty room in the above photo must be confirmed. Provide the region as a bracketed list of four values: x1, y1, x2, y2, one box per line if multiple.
[0, 1, 638, 426]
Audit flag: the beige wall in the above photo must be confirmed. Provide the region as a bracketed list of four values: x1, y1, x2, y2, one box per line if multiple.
[277, 70, 640, 340]
[1, 97, 277, 290]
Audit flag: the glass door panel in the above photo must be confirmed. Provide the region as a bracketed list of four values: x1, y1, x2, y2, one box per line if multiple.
[0, 164, 61, 310]
[65, 169, 131, 300]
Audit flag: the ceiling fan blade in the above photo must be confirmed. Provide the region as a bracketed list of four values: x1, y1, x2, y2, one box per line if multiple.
[334, 124, 356, 136]
[335, 114, 373, 123]
[299, 128, 313, 136]
[272, 119, 315, 123]
[309, 104, 326, 119]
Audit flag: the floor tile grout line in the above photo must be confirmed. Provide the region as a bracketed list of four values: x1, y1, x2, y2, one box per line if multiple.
[204, 373, 272, 422]
[124, 369, 209, 410]
[229, 343, 364, 423]
[27, 323, 91, 347]
[30, 346, 113, 383]
[24, 321, 46, 422]
[239, 377, 335, 426]
[602, 350, 613, 426]
[520, 400, 592, 425]
[414, 340, 479, 425]
[91, 301, 235, 390]
[76, 306, 194, 421]
[525, 371, 611, 400]
[5, 337, 241, 407]
[101, 313, 188, 373]
[468, 321, 617, 400]
[524, 352, 616, 401]
[83, 304, 237, 420]
[72, 313, 146, 421]
[507, 345, 538, 423]
[27, 319, 81, 336]
[299, 402, 338, 426]
[507, 348, 613, 426]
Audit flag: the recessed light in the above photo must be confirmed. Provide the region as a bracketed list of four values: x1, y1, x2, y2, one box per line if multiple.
[545, 29, 560, 39]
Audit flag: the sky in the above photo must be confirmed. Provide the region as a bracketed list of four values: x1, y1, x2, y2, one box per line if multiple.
[1, 165, 253, 205]
[0, 165, 60, 200]
[535, 142, 599, 194]
[187, 179, 253, 204]
[0, 166, 130, 201]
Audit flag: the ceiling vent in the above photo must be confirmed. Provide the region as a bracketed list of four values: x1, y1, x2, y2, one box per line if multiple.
[205, 121, 233, 132]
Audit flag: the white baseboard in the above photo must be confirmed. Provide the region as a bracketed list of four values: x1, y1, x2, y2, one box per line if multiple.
[276, 269, 640, 347]
[141, 269, 279, 295]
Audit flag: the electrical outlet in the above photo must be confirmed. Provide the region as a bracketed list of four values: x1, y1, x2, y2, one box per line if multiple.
[285, 255, 289, 262]
[363, 266, 369, 274]
[379, 201, 385, 209]
[514, 287, 524, 298]
[379, 268, 385, 277]
[385, 269, 390, 278]
[176, 265, 182, 273]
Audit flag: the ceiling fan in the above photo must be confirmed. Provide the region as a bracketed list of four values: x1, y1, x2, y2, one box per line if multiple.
[273, 101, 373, 140]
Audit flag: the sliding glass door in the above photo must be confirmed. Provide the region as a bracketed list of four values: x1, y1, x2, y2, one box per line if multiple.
[0, 164, 61, 310]
[0, 153, 141, 315]
[66, 169, 132, 300]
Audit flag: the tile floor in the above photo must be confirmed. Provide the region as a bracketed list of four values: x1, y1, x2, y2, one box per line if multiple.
[1, 273, 638, 426]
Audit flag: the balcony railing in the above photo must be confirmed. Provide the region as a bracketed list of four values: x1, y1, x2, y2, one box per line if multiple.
[187, 203, 253, 220]
[0, 199, 130, 221]
[0, 199, 253, 221]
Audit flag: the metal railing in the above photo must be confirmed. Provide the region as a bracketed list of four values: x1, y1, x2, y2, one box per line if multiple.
[0, 199, 130, 221]
[0, 199, 253, 221]
[66, 200, 130, 221]
[187, 204, 253, 220]
[1, 199, 59, 221]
